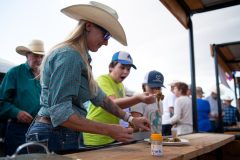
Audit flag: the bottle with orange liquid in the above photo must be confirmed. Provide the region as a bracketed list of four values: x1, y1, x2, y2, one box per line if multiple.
[151, 133, 163, 156]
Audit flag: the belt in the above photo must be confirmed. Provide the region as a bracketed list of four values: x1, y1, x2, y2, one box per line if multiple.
[35, 116, 51, 124]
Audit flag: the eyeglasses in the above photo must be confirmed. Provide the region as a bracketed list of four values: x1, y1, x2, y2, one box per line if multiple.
[103, 32, 111, 41]
[95, 24, 111, 41]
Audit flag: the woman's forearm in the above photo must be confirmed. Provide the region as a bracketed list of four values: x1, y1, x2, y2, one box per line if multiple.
[61, 113, 135, 143]
[61, 114, 110, 135]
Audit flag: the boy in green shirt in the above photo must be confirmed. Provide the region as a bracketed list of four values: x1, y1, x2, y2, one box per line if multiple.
[83, 51, 156, 146]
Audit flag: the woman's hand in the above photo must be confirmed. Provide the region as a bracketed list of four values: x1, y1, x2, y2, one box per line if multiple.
[108, 125, 134, 143]
[136, 92, 156, 104]
[131, 116, 150, 131]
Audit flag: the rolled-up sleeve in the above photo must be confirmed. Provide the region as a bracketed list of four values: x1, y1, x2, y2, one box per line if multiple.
[46, 49, 83, 127]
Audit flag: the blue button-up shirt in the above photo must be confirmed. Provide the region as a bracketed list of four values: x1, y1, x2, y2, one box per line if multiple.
[38, 46, 106, 127]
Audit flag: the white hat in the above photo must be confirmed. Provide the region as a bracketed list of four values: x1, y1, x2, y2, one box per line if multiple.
[61, 1, 127, 46]
[223, 96, 233, 101]
[16, 40, 45, 56]
[210, 85, 224, 95]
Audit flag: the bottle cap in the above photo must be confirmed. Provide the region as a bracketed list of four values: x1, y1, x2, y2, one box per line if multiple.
[151, 133, 163, 141]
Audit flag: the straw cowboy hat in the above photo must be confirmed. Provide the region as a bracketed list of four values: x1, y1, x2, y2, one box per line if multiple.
[61, 1, 127, 46]
[16, 40, 45, 56]
[196, 87, 204, 94]
[210, 85, 224, 95]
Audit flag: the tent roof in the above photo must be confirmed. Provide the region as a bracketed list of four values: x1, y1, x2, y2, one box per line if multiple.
[210, 41, 240, 75]
[0, 58, 15, 73]
[160, 0, 240, 29]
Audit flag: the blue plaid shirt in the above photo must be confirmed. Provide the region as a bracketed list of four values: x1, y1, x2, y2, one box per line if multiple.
[223, 105, 240, 126]
[38, 46, 106, 127]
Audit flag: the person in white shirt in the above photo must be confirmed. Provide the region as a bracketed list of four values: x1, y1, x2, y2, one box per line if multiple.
[162, 82, 176, 136]
[168, 82, 193, 135]
[205, 86, 223, 132]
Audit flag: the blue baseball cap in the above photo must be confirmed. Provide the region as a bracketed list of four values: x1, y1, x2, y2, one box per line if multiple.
[143, 70, 165, 88]
[112, 51, 137, 69]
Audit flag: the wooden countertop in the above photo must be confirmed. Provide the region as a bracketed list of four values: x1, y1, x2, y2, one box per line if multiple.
[64, 133, 234, 160]
[224, 125, 240, 132]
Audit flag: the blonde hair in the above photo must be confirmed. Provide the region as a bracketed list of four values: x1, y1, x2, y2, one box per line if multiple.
[41, 20, 98, 97]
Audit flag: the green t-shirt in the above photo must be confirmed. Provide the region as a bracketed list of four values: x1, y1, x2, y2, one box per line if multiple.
[83, 74, 124, 146]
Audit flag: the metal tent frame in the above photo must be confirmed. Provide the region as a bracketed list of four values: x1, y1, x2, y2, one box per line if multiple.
[211, 41, 240, 107]
[159, 0, 240, 133]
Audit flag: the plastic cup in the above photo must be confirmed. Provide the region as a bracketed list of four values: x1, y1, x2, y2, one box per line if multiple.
[237, 122, 240, 127]
[171, 128, 177, 138]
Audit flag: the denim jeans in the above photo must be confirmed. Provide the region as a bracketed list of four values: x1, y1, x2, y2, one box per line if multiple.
[4, 120, 29, 156]
[25, 122, 84, 153]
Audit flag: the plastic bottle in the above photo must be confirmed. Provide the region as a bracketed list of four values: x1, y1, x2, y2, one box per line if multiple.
[151, 133, 163, 156]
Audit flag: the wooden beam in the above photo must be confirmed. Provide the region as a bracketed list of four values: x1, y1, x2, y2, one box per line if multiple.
[160, 0, 189, 29]
[218, 55, 232, 74]
[219, 46, 235, 60]
[185, 0, 205, 10]
[210, 45, 231, 74]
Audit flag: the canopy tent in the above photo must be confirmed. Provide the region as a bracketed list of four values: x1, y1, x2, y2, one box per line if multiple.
[159, 0, 240, 133]
[160, 0, 239, 29]
[211, 41, 240, 108]
[210, 41, 240, 75]
[0, 58, 15, 73]
[0, 58, 15, 83]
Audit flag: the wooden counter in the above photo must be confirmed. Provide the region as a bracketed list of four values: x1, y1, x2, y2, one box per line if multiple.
[64, 133, 234, 160]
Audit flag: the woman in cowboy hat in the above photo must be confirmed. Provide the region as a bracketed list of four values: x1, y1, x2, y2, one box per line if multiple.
[26, 1, 151, 152]
[0, 39, 44, 155]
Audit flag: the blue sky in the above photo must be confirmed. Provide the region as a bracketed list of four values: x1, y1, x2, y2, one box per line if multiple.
[1, 0, 240, 96]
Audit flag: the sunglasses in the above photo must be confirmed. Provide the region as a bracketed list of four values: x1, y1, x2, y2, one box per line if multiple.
[95, 24, 111, 41]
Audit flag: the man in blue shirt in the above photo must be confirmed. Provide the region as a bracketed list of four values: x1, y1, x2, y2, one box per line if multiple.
[0, 40, 45, 155]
